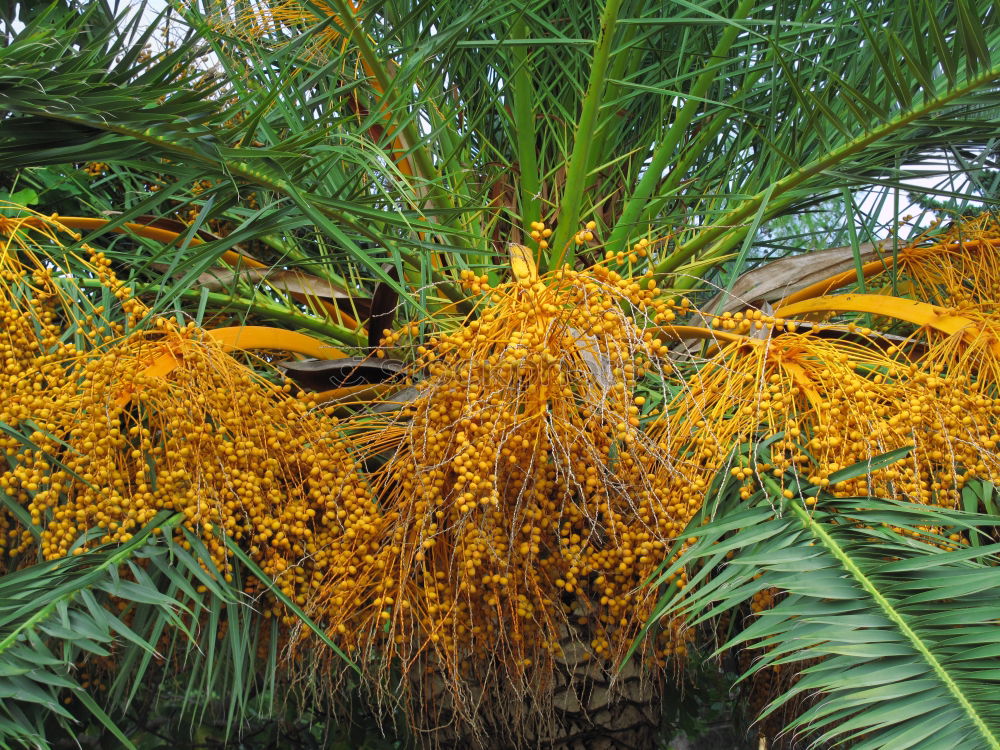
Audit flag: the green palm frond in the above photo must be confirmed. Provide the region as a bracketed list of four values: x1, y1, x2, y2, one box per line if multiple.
[647, 482, 1000, 749]
[0, 512, 189, 749]
[0, 509, 358, 748]
[0, 3, 438, 309]
[5, 0, 1000, 324]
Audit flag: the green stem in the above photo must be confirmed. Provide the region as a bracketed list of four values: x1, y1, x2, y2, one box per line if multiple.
[585, 21, 639, 173]
[549, 0, 625, 270]
[658, 61, 1000, 281]
[172, 289, 366, 347]
[76, 279, 366, 349]
[512, 16, 540, 230]
[787, 499, 1000, 750]
[606, 0, 755, 254]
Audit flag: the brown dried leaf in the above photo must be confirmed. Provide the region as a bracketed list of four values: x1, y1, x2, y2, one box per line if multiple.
[705, 239, 893, 313]
[279, 357, 406, 391]
[150, 264, 368, 316]
[368, 265, 400, 351]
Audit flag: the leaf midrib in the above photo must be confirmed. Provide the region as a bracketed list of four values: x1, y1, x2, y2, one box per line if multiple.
[657, 60, 1000, 282]
[787, 498, 1000, 749]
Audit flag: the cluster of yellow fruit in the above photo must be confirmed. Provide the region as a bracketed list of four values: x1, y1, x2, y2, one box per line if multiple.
[323, 217, 1000, 725]
[222, 0, 359, 62]
[0, 212, 380, 633]
[875, 214, 1000, 307]
[82, 162, 109, 177]
[6, 205, 1000, 741]
[651, 312, 1000, 524]
[299, 239, 702, 725]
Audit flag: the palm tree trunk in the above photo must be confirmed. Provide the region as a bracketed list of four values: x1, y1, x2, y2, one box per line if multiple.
[411, 630, 662, 749]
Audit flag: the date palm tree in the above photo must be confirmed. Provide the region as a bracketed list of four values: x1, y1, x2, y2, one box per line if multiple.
[2, 0, 1000, 747]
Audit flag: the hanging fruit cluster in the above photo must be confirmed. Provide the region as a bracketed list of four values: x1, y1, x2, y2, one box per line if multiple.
[302, 237, 705, 733]
[0, 210, 376, 632]
[5, 205, 1000, 746]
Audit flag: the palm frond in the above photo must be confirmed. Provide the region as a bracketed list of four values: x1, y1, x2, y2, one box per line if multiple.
[0, 512, 188, 749]
[648, 484, 1000, 749]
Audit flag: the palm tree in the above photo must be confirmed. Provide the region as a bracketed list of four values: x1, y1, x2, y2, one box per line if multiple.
[3, 0, 1000, 747]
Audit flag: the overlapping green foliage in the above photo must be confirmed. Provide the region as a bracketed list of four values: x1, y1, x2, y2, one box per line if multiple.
[647, 460, 1000, 749]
